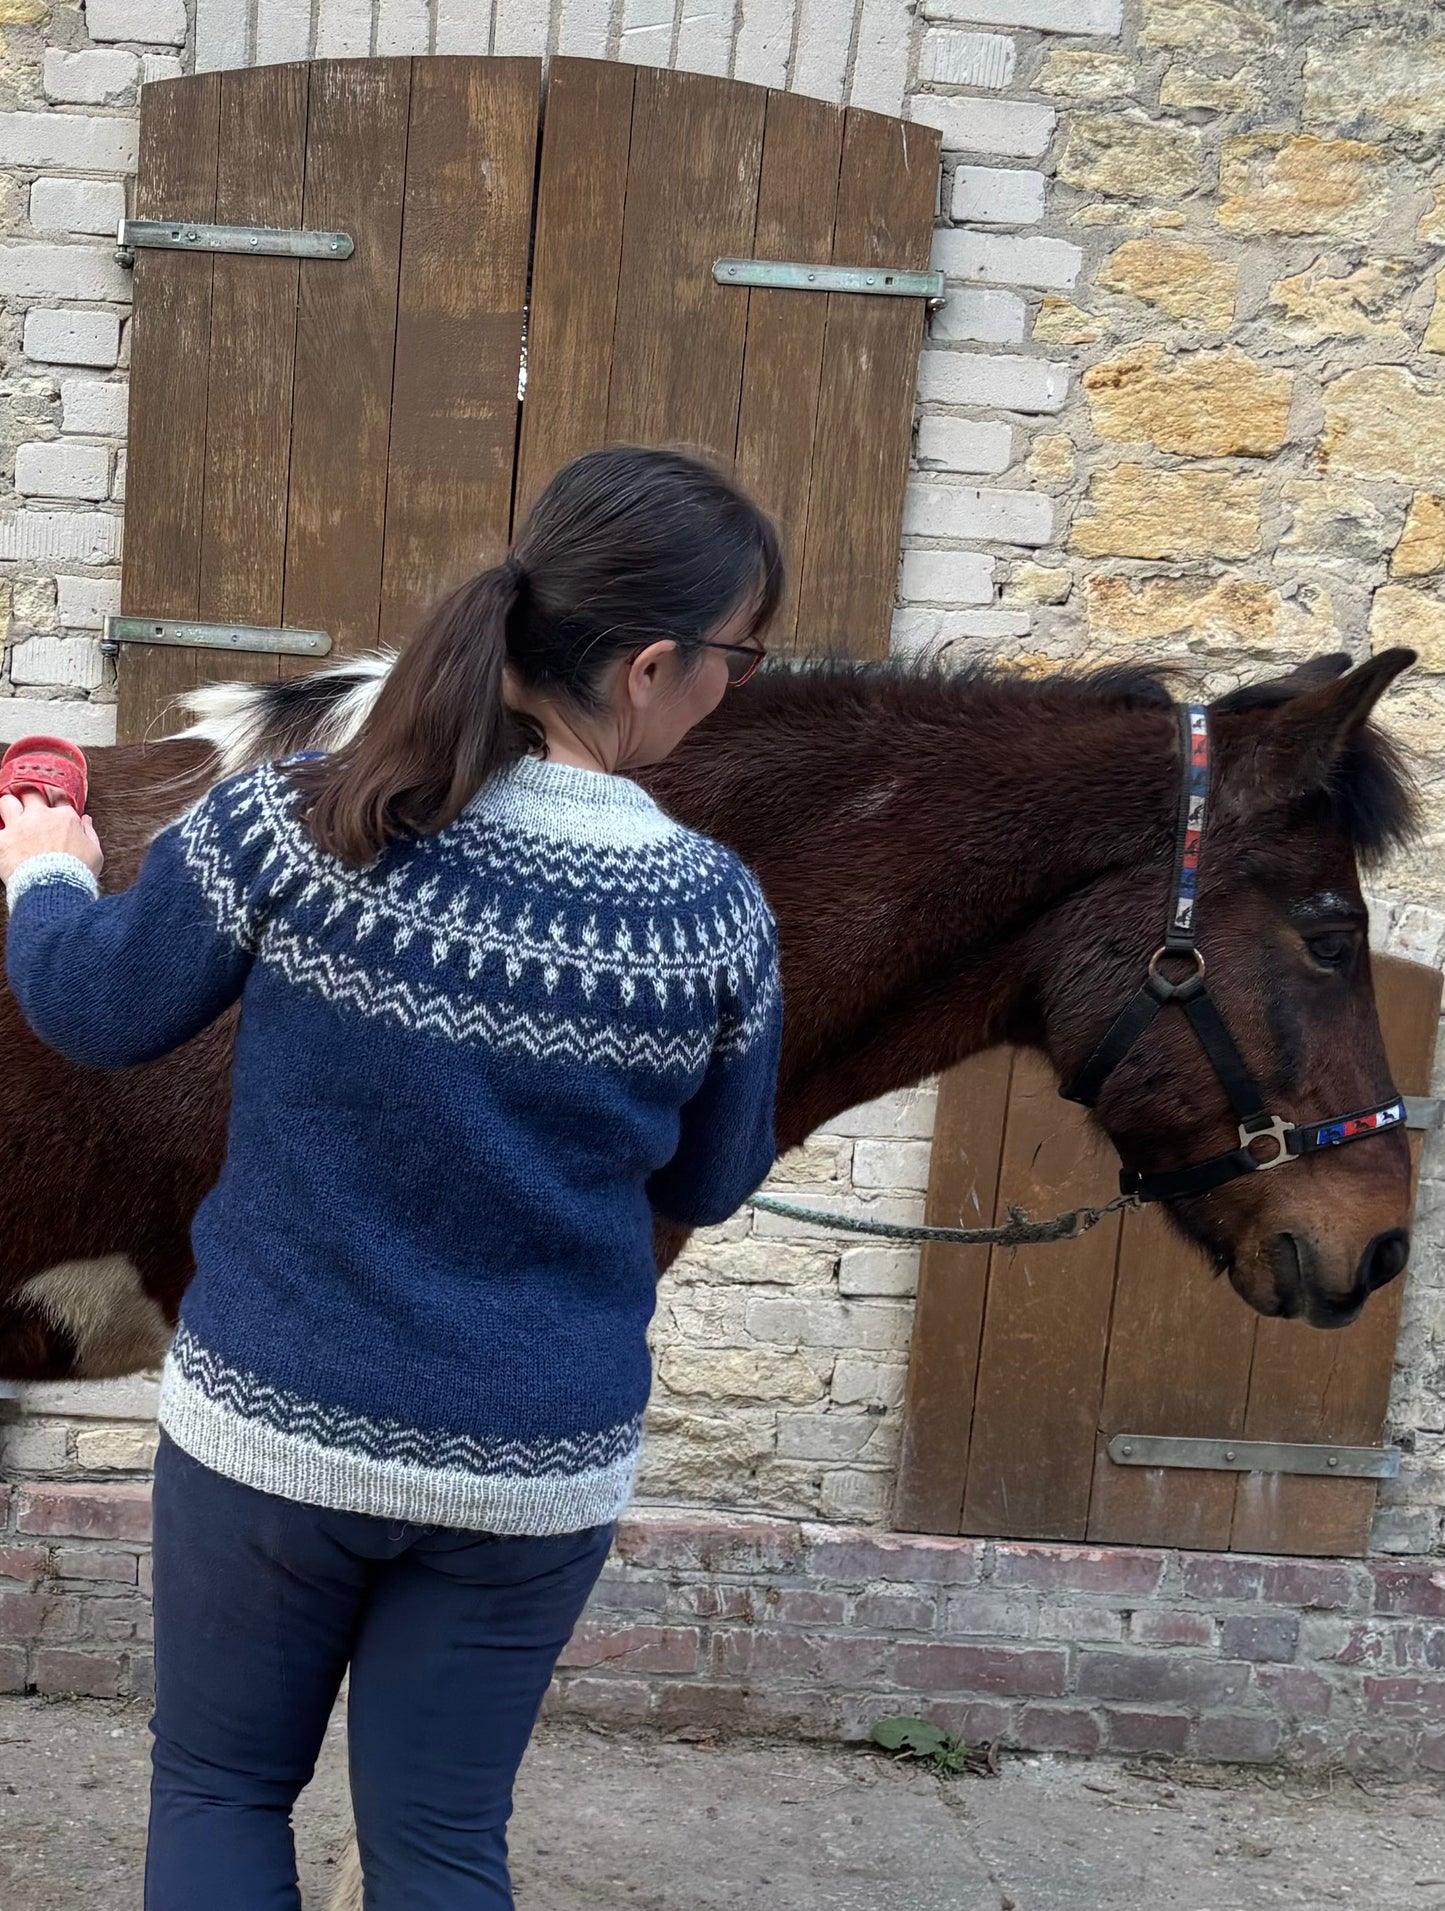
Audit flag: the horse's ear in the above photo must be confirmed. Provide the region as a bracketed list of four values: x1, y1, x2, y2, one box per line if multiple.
[1215, 648, 1415, 811]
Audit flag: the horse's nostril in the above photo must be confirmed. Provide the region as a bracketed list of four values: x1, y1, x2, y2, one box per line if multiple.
[1359, 1228, 1410, 1294]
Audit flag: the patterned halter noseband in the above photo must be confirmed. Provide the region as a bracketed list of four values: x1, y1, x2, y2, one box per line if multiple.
[1062, 704, 1407, 1206]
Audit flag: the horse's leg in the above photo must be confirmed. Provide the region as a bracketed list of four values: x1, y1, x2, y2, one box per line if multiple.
[327, 1833, 364, 1911]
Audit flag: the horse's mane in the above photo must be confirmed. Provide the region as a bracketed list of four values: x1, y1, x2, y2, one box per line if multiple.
[171, 648, 1415, 861]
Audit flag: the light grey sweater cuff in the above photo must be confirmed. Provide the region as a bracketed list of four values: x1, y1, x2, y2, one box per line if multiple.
[5, 851, 100, 910]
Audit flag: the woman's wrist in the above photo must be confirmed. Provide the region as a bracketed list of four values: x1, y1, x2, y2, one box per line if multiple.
[4, 849, 101, 909]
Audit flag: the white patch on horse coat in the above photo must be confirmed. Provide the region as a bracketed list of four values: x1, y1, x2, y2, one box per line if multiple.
[173, 651, 397, 773]
[19, 1256, 171, 1376]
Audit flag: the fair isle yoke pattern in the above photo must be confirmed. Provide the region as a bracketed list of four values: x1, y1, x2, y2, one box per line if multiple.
[179, 756, 779, 1078]
[4, 751, 782, 1536]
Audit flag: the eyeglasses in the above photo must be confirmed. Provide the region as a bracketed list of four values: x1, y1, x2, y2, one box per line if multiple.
[703, 639, 766, 687]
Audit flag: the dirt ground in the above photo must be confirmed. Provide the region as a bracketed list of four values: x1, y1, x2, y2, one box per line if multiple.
[1, 1695, 1443, 1910]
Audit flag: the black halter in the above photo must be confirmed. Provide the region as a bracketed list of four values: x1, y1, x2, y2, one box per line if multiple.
[1062, 704, 1407, 1206]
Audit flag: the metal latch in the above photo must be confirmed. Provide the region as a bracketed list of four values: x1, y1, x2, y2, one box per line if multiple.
[102, 617, 332, 659]
[714, 258, 945, 305]
[116, 220, 354, 267]
[1107, 1434, 1400, 1480]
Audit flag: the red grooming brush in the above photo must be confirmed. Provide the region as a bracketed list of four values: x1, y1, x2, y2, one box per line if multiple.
[0, 736, 89, 814]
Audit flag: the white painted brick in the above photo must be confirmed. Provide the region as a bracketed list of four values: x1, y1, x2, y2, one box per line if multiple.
[916, 414, 1013, 475]
[112, 447, 126, 500]
[898, 547, 995, 605]
[30, 178, 127, 239]
[905, 481, 1054, 547]
[16, 441, 111, 502]
[734, 0, 793, 87]
[492, 0, 550, 53]
[853, 1137, 935, 1192]
[0, 113, 138, 174]
[950, 165, 1046, 227]
[13, 577, 56, 629]
[776, 1411, 879, 1462]
[195, 0, 250, 68]
[893, 605, 1032, 650]
[793, 0, 852, 101]
[850, 0, 912, 115]
[933, 228, 1081, 290]
[374, 0, 429, 52]
[922, 0, 1122, 30]
[618, 0, 673, 64]
[0, 1371, 151, 1416]
[314, 0, 372, 55]
[676, 0, 738, 74]
[86, 0, 187, 41]
[140, 53, 184, 84]
[9, 634, 105, 690]
[830, 1359, 907, 1410]
[57, 575, 121, 630]
[919, 29, 1015, 88]
[253, 0, 311, 62]
[25, 308, 121, 368]
[0, 512, 121, 564]
[838, 1248, 921, 1299]
[932, 286, 1026, 344]
[824, 1087, 939, 1139]
[0, 1425, 69, 1472]
[0, 243, 130, 303]
[60, 378, 127, 436]
[910, 95, 1056, 159]
[820, 1469, 894, 1521]
[918, 348, 1070, 413]
[43, 49, 140, 106]
[557, 0, 612, 55]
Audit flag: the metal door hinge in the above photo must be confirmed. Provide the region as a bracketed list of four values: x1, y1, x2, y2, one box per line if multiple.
[103, 617, 332, 658]
[1107, 1433, 1400, 1480]
[116, 220, 354, 267]
[714, 258, 945, 304]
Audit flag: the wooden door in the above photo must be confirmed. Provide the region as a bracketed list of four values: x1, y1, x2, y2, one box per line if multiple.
[117, 57, 939, 741]
[897, 953, 1442, 1558]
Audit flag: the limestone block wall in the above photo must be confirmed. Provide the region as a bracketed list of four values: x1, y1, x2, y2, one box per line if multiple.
[0, 0, 1442, 1560]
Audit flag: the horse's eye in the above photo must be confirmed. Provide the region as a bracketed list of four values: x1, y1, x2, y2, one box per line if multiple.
[1305, 930, 1356, 970]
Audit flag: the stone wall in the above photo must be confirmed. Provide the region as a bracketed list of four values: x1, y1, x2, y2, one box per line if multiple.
[0, 0, 1443, 1563]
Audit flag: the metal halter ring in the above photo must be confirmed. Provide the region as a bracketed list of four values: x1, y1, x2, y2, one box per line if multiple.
[1147, 945, 1206, 982]
[1239, 1112, 1296, 1170]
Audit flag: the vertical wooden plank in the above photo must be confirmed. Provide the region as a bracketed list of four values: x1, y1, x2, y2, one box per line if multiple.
[197, 63, 309, 693]
[282, 58, 411, 661]
[117, 75, 220, 743]
[1086, 1204, 1256, 1550]
[895, 1048, 1014, 1534]
[379, 57, 540, 645]
[795, 110, 938, 660]
[514, 58, 636, 525]
[1231, 953, 1443, 1557]
[606, 65, 766, 453]
[960, 1054, 1126, 1541]
[732, 90, 845, 657]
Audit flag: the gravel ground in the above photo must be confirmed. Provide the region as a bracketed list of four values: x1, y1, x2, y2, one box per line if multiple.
[2, 1694, 1443, 1910]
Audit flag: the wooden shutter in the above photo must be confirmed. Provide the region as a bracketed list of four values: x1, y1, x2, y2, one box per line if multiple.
[118, 57, 937, 742]
[897, 954, 1443, 1558]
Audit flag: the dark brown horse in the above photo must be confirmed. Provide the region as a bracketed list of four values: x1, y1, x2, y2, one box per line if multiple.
[0, 645, 1419, 1381]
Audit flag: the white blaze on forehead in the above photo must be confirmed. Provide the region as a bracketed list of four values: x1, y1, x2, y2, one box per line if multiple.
[19, 1256, 172, 1378]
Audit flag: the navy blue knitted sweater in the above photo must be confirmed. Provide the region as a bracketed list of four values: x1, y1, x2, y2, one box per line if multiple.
[4, 756, 781, 1533]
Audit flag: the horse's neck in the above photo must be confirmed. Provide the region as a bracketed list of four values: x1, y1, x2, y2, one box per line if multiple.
[673, 685, 1179, 1149]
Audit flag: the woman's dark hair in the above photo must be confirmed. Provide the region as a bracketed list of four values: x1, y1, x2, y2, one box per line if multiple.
[291, 446, 783, 864]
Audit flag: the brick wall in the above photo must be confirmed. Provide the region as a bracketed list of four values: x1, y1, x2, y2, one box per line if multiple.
[1, 0, 1443, 1565]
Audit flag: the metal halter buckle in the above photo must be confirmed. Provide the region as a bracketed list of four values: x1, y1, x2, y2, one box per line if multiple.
[1239, 1113, 1296, 1170]
[1147, 944, 1205, 982]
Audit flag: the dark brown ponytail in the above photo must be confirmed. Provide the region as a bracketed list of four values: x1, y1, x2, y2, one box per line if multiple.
[291, 446, 783, 865]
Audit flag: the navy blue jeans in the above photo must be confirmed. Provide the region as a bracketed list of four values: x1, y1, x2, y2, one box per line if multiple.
[145, 1432, 613, 1910]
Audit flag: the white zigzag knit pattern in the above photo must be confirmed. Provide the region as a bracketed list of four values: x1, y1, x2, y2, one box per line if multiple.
[176, 758, 777, 1070]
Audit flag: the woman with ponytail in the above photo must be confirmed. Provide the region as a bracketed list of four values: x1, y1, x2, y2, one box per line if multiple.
[0, 447, 785, 1908]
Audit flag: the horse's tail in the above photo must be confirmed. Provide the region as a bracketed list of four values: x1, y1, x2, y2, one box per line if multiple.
[169, 651, 396, 773]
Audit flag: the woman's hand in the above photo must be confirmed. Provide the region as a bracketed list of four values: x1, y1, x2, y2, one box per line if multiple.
[0, 790, 104, 884]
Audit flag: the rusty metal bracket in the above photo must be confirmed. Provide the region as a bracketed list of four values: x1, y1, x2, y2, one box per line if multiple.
[116, 220, 353, 267]
[102, 617, 331, 659]
[1107, 1434, 1400, 1480]
[714, 258, 945, 301]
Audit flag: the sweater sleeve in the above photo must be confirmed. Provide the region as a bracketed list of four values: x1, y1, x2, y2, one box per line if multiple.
[4, 772, 270, 1069]
[647, 872, 783, 1230]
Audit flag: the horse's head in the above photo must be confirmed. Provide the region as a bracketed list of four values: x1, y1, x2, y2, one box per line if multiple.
[1043, 650, 1419, 1329]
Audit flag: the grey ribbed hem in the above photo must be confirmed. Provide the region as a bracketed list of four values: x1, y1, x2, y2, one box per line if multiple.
[5, 851, 99, 910]
[157, 1358, 641, 1536]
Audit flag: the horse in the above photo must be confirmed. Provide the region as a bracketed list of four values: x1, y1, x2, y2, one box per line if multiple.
[0, 643, 1419, 1388]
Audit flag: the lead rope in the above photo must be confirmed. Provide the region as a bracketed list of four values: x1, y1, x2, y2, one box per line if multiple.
[743, 1190, 1139, 1247]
